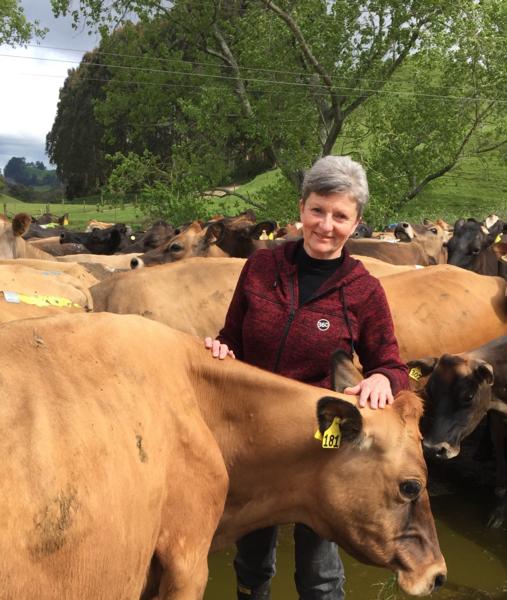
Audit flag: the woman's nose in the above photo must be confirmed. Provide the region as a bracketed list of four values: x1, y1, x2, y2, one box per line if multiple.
[319, 214, 333, 231]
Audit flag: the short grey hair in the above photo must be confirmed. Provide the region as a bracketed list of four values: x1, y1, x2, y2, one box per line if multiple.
[301, 155, 369, 216]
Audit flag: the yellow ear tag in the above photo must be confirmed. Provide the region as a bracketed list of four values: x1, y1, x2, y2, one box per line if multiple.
[268, 232, 275, 240]
[314, 417, 341, 449]
[495, 233, 502, 243]
[409, 367, 422, 381]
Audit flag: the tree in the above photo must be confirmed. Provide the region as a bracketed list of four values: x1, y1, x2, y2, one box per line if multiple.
[1, 0, 46, 46]
[4, 156, 27, 183]
[46, 49, 112, 198]
[50, 0, 507, 220]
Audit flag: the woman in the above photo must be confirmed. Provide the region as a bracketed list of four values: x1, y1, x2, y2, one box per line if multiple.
[204, 155, 408, 600]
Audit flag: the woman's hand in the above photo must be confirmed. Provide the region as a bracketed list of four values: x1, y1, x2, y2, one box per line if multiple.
[343, 373, 393, 409]
[204, 337, 236, 360]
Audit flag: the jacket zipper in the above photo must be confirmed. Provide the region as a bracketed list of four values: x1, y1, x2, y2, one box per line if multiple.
[273, 273, 296, 373]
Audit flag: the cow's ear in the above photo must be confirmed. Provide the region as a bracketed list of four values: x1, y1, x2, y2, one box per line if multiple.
[251, 221, 277, 239]
[331, 350, 362, 392]
[475, 360, 494, 386]
[12, 213, 31, 237]
[316, 397, 363, 444]
[203, 222, 225, 245]
[453, 218, 466, 234]
[406, 357, 438, 377]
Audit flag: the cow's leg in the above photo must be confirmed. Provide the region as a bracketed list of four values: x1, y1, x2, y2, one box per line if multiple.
[155, 551, 209, 600]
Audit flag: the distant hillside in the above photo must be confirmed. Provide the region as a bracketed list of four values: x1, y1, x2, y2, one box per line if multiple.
[3, 157, 59, 188]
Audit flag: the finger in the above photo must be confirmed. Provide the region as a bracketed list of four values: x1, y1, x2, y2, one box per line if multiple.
[219, 344, 229, 359]
[387, 390, 394, 404]
[204, 337, 213, 348]
[212, 339, 221, 358]
[378, 391, 387, 409]
[369, 389, 379, 410]
[358, 387, 369, 408]
[229, 350, 236, 359]
[344, 384, 360, 395]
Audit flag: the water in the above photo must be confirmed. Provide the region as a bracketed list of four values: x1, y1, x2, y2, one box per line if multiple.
[205, 492, 507, 600]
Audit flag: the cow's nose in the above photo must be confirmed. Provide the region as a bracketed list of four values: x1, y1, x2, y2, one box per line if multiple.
[130, 257, 139, 269]
[59, 233, 65, 243]
[434, 572, 446, 591]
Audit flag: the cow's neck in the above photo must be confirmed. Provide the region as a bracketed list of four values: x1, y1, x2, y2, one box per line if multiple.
[191, 357, 350, 548]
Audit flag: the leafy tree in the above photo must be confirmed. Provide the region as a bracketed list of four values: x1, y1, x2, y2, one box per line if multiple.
[46, 49, 111, 198]
[1, 0, 46, 45]
[51, 0, 507, 220]
[4, 156, 27, 182]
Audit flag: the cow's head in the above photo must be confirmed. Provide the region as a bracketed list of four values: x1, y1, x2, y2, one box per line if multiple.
[447, 218, 501, 269]
[350, 222, 373, 239]
[408, 354, 494, 459]
[312, 393, 446, 596]
[130, 221, 225, 268]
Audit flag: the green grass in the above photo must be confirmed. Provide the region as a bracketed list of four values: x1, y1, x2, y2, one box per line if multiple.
[0, 195, 147, 231]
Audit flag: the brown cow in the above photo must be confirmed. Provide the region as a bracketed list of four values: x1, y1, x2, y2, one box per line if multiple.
[0, 213, 55, 261]
[407, 338, 507, 464]
[0, 312, 445, 598]
[93, 260, 507, 362]
[346, 236, 445, 266]
[130, 222, 228, 268]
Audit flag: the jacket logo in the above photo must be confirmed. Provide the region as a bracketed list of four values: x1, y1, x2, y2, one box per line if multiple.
[317, 319, 330, 331]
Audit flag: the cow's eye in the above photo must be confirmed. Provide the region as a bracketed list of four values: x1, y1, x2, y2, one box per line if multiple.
[399, 479, 422, 500]
[430, 228, 438, 234]
[169, 243, 184, 252]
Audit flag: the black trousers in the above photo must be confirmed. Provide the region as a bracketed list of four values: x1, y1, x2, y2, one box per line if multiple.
[234, 524, 345, 600]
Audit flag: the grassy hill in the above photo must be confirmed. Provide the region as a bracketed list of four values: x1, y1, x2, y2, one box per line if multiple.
[2, 151, 506, 230]
[236, 153, 507, 226]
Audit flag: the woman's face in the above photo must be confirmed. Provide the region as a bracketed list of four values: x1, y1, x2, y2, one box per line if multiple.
[299, 192, 360, 260]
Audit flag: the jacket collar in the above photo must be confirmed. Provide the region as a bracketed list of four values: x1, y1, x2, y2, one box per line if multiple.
[273, 238, 368, 292]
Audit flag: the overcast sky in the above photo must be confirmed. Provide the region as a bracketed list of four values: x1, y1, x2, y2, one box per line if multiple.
[0, 1, 100, 173]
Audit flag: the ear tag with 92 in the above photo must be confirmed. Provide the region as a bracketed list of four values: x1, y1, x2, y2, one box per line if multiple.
[314, 417, 341, 449]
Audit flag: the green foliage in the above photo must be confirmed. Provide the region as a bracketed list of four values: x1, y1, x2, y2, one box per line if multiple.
[49, 0, 507, 220]
[1, 0, 46, 45]
[4, 157, 59, 188]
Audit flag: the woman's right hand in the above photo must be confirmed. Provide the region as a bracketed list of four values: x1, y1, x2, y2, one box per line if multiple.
[204, 337, 236, 360]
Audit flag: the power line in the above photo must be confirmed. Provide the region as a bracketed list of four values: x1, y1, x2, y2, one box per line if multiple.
[6, 66, 507, 106]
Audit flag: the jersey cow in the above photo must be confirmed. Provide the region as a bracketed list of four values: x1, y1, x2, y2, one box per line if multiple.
[93, 260, 507, 362]
[0, 313, 445, 598]
[447, 217, 506, 276]
[408, 337, 507, 477]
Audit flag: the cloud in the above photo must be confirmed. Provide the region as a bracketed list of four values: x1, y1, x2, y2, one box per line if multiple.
[0, 1, 100, 171]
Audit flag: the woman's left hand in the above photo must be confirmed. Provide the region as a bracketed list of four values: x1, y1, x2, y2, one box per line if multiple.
[343, 373, 393, 409]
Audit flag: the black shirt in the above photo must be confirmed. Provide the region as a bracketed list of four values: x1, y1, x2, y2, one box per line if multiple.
[295, 244, 344, 305]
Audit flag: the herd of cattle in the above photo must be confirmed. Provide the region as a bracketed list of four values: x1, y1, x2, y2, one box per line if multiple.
[1, 208, 507, 599]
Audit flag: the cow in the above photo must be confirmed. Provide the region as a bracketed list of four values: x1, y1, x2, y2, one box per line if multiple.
[130, 222, 229, 268]
[0, 312, 446, 598]
[0, 213, 55, 261]
[395, 221, 451, 249]
[126, 221, 175, 253]
[85, 219, 116, 231]
[60, 223, 134, 255]
[407, 336, 507, 527]
[0, 262, 93, 309]
[28, 237, 89, 257]
[351, 222, 373, 238]
[345, 236, 445, 266]
[93, 259, 507, 362]
[381, 265, 507, 360]
[446, 217, 506, 276]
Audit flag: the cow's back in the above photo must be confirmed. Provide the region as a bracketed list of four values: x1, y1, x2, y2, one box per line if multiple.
[382, 264, 507, 360]
[0, 313, 227, 599]
[91, 257, 246, 337]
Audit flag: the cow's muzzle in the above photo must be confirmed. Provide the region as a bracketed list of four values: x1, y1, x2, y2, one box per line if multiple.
[423, 439, 460, 460]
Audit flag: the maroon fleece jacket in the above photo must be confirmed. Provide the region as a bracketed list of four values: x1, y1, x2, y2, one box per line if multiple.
[218, 240, 409, 393]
